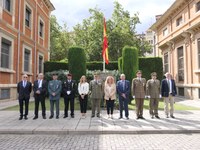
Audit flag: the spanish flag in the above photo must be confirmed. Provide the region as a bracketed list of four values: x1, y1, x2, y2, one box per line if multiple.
[102, 17, 109, 64]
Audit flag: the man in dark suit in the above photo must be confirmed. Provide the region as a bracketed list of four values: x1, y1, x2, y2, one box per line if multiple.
[117, 74, 130, 119]
[161, 72, 177, 118]
[33, 73, 47, 120]
[62, 73, 77, 118]
[17, 74, 32, 120]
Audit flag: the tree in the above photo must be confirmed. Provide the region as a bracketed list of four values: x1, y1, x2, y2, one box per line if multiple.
[50, 15, 72, 61]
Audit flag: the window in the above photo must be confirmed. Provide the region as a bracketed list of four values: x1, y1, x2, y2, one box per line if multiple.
[24, 49, 30, 72]
[178, 87, 184, 96]
[177, 46, 184, 82]
[196, 1, 200, 12]
[164, 53, 169, 73]
[1, 38, 11, 69]
[25, 7, 31, 27]
[39, 21, 44, 37]
[39, 55, 43, 73]
[163, 28, 168, 36]
[4, 0, 11, 12]
[198, 39, 200, 69]
[176, 16, 183, 27]
[0, 89, 10, 100]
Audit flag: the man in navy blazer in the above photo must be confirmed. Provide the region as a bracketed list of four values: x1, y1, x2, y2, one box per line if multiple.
[161, 72, 177, 118]
[33, 73, 47, 120]
[17, 74, 32, 120]
[117, 74, 130, 119]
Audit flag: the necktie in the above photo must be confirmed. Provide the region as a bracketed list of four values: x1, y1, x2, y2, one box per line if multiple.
[123, 81, 125, 90]
[24, 81, 26, 87]
[167, 80, 170, 89]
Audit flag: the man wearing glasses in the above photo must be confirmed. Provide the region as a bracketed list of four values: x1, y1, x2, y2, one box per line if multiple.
[17, 74, 32, 120]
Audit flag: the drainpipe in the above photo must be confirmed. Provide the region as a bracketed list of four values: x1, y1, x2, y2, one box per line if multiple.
[17, 0, 21, 83]
[34, 0, 37, 81]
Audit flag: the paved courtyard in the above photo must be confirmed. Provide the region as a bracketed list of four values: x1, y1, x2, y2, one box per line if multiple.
[0, 134, 200, 150]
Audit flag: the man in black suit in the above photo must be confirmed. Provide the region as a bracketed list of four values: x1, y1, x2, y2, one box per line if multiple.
[33, 73, 47, 119]
[17, 74, 32, 120]
[161, 72, 177, 118]
[62, 73, 76, 118]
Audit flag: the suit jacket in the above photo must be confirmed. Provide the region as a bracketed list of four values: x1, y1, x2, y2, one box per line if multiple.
[131, 78, 146, 98]
[89, 79, 103, 99]
[17, 81, 32, 100]
[161, 79, 177, 97]
[116, 80, 130, 99]
[33, 80, 47, 97]
[104, 84, 116, 100]
[62, 80, 76, 98]
[146, 79, 160, 98]
[48, 80, 62, 100]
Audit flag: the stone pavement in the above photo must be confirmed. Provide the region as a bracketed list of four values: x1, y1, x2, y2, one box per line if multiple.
[0, 97, 200, 135]
[0, 109, 200, 135]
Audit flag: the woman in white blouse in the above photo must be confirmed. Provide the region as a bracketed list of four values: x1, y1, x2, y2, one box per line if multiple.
[104, 76, 116, 119]
[78, 75, 89, 118]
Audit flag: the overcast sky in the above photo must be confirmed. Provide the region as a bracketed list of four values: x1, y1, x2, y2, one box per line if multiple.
[51, 0, 175, 34]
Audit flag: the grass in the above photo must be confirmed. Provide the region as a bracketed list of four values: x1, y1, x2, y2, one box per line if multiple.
[2, 98, 200, 111]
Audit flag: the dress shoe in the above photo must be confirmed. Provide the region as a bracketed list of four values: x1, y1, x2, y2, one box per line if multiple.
[91, 115, 95, 118]
[118, 117, 123, 119]
[170, 115, 175, 118]
[166, 116, 169, 118]
[56, 116, 59, 119]
[33, 116, 38, 120]
[43, 116, 46, 119]
[155, 116, 160, 119]
[24, 116, 28, 120]
[49, 116, 53, 119]
[19, 116, 23, 120]
[63, 115, 68, 118]
[140, 116, 145, 119]
[136, 116, 140, 120]
[151, 116, 154, 119]
[126, 117, 129, 120]
[96, 114, 100, 118]
[71, 115, 74, 118]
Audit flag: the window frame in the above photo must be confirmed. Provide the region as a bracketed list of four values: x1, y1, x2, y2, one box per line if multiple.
[176, 16, 183, 27]
[1, 38, 11, 69]
[177, 46, 184, 82]
[164, 52, 169, 73]
[25, 6, 31, 28]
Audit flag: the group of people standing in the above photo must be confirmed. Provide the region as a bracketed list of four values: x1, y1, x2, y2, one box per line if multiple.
[17, 70, 177, 120]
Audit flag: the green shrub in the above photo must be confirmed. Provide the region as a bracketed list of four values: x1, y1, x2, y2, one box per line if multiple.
[122, 46, 138, 82]
[86, 61, 118, 70]
[44, 61, 68, 73]
[139, 57, 163, 81]
[68, 47, 86, 81]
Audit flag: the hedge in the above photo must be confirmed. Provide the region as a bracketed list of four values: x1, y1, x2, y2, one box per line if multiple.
[118, 57, 122, 73]
[139, 57, 163, 81]
[44, 62, 68, 73]
[68, 47, 86, 81]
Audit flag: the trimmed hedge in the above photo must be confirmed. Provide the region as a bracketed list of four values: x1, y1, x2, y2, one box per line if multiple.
[118, 57, 122, 73]
[139, 57, 163, 81]
[68, 46, 86, 81]
[44, 62, 68, 73]
[122, 46, 138, 83]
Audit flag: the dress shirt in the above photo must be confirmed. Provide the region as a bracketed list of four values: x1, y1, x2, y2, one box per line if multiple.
[78, 82, 89, 95]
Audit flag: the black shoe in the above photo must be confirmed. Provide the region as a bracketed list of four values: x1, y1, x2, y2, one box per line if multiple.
[19, 116, 23, 120]
[96, 114, 100, 118]
[170, 115, 175, 118]
[140, 116, 145, 120]
[91, 115, 95, 118]
[136, 116, 140, 120]
[33, 116, 38, 120]
[63, 115, 68, 118]
[71, 115, 74, 118]
[24, 116, 28, 120]
[155, 116, 160, 119]
[126, 117, 129, 120]
[56, 116, 59, 119]
[49, 116, 53, 119]
[118, 117, 123, 119]
[43, 116, 46, 119]
[151, 116, 154, 119]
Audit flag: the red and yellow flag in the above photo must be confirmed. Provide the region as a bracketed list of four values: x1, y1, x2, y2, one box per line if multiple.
[102, 17, 109, 64]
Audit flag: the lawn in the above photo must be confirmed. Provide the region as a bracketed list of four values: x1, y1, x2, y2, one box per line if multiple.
[2, 98, 200, 111]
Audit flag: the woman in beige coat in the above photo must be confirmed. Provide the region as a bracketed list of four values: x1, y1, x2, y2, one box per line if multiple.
[104, 76, 116, 119]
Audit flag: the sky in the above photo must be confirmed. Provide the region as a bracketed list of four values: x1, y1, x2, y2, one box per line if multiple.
[51, 0, 175, 34]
